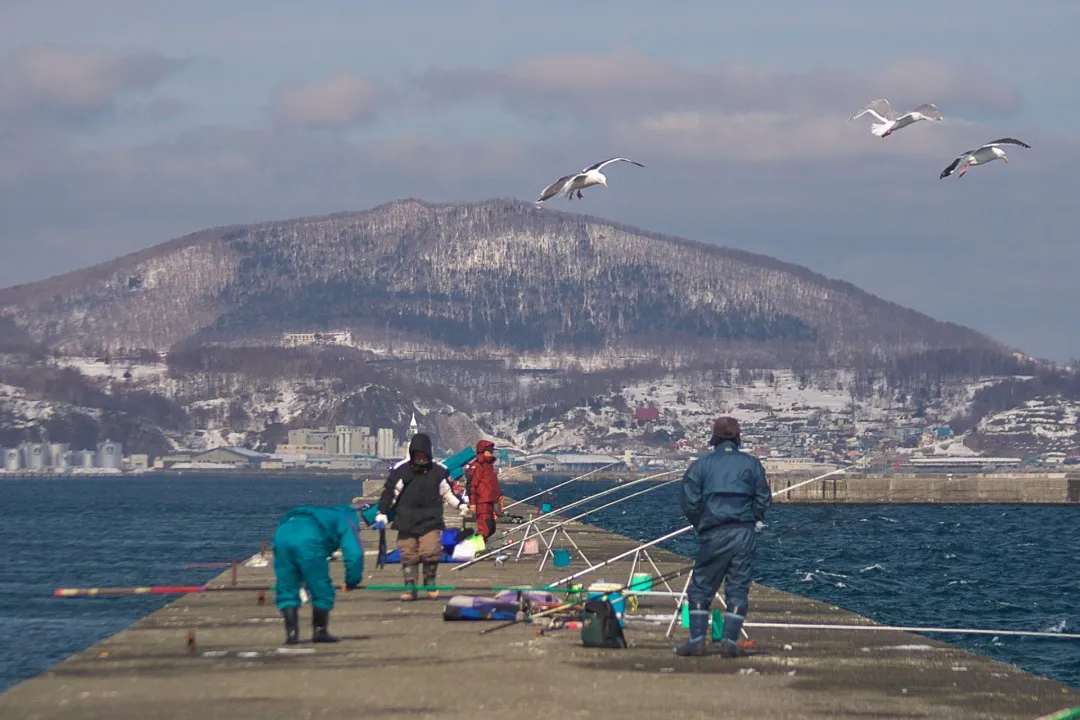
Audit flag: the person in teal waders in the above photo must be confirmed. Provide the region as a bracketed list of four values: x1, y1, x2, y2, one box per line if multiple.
[272, 503, 370, 645]
[675, 416, 772, 657]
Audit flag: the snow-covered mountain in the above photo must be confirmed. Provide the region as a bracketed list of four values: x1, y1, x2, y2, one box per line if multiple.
[0, 198, 1006, 365]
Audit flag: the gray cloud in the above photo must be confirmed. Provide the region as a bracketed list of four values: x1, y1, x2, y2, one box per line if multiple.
[414, 49, 1024, 125]
[0, 44, 185, 128]
[267, 73, 390, 128]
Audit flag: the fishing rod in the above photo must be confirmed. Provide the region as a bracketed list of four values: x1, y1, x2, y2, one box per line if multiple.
[452, 471, 682, 571]
[494, 469, 681, 541]
[743, 621, 1080, 641]
[53, 582, 603, 598]
[502, 462, 621, 512]
[478, 563, 695, 636]
[625, 616, 1080, 642]
[1037, 708, 1080, 720]
[541, 463, 862, 587]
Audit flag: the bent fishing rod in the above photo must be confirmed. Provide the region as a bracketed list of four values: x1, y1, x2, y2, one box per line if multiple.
[501, 461, 621, 512]
[452, 470, 683, 571]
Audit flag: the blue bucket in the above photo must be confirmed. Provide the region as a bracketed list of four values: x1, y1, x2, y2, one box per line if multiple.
[540, 502, 554, 514]
[552, 549, 571, 567]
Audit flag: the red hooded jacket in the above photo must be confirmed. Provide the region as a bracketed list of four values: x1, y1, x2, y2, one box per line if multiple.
[467, 439, 502, 505]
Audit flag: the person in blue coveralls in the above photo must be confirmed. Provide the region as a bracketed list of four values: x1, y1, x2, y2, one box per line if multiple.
[273, 502, 370, 645]
[675, 416, 772, 657]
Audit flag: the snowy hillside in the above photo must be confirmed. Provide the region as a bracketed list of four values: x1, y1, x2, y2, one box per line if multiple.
[479, 370, 1018, 455]
[0, 198, 1006, 366]
[967, 397, 1080, 457]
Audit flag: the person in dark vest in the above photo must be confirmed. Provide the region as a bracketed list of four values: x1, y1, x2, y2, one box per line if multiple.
[675, 416, 772, 657]
[376, 433, 470, 601]
[465, 439, 503, 540]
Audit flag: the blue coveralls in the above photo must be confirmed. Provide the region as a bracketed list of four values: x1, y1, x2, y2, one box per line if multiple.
[681, 440, 772, 646]
[272, 504, 364, 612]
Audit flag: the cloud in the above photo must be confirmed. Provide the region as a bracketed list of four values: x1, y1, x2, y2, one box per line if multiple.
[415, 48, 1024, 124]
[267, 73, 388, 127]
[0, 44, 184, 127]
[0, 43, 1076, 361]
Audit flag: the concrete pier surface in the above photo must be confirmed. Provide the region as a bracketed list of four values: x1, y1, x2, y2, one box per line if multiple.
[3, 506, 1078, 720]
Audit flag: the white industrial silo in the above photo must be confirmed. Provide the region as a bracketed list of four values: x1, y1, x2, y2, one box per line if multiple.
[22, 443, 47, 470]
[2, 447, 20, 471]
[48, 443, 70, 468]
[96, 440, 123, 470]
[75, 450, 96, 467]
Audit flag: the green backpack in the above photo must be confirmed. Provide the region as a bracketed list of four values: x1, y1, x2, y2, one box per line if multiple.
[580, 598, 627, 649]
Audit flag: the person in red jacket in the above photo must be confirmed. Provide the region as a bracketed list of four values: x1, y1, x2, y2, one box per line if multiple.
[466, 439, 503, 539]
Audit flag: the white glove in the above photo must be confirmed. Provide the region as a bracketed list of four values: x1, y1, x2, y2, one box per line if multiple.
[459, 504, 470, 517]
[374, 513, 389, 529]
[754, 520, 765, 533]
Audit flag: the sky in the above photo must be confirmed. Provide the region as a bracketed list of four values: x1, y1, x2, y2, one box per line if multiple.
[2, 0, 1079, 362]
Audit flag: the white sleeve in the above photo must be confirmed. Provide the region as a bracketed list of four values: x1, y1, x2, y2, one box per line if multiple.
[439, 478, 466, 509]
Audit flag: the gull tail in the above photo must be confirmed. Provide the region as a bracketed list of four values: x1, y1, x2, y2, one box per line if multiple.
[870, 122, 892, 137]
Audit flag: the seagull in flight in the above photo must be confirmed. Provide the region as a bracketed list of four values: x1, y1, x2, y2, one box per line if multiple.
[536, 157, 645, 204]
[848, 98, 943, 137]
[939, 138, 1032, 178]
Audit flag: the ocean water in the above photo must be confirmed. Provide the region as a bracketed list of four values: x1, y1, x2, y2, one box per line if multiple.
[0, 475, 1077, 695]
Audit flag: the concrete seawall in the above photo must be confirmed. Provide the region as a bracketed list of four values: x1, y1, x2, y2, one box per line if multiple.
[775, 473, 1080, 504]
[488, 472, 1080, 504]
[2, 502, 1078, 719]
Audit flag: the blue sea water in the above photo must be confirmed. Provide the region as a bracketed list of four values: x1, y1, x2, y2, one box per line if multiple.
[0, 475, 1077, 695]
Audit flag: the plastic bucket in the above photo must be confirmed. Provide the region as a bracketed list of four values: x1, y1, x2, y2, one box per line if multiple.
[679, 603, 726, 638]
[711, 609, 725, 641]
[629, 573, 652, 592]
[552, 548, 571, 567]
[540, 502, 553, 514]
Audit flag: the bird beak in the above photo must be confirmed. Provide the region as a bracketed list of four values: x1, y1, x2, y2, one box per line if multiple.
[1003, 155, 1009, 163]
[601, 179, 608, 186]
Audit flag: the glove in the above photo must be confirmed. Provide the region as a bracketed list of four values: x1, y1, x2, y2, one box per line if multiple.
[754, 520, 765, 533]
[373, 513, 388, 530]
[459, 504, 470, 517]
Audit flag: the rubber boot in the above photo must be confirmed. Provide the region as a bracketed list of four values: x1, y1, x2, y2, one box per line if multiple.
[282, 606, 299, 645]
[422, 562, 439, 600]
[400, 564, 418, 601]
[312, 607, 339, 643]
[717, 612, 746, 657]
[674, 602, 710, 657]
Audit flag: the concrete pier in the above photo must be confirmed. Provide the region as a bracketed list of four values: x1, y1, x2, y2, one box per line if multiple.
[2, 504, 1078, 719]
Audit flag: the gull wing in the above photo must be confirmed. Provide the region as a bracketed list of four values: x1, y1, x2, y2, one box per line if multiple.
[849, 98, 897, 123]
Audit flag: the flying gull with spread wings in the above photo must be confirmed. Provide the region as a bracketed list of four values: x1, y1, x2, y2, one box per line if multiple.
[536, 157, 645, 204]
[939, 138, 1032, 178]
[848, 98, 943, 137]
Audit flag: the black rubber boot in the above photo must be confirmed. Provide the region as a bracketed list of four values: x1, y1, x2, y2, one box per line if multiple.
[717, 611, 746, 657]
[674, 602, 710, 657]
[422, 562, 439, 599]
[282, 606, 300, 645]
[312, 607, 339, 643]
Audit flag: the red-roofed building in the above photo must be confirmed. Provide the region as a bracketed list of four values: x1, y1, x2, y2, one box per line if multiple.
[634, 407, 660, 422]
